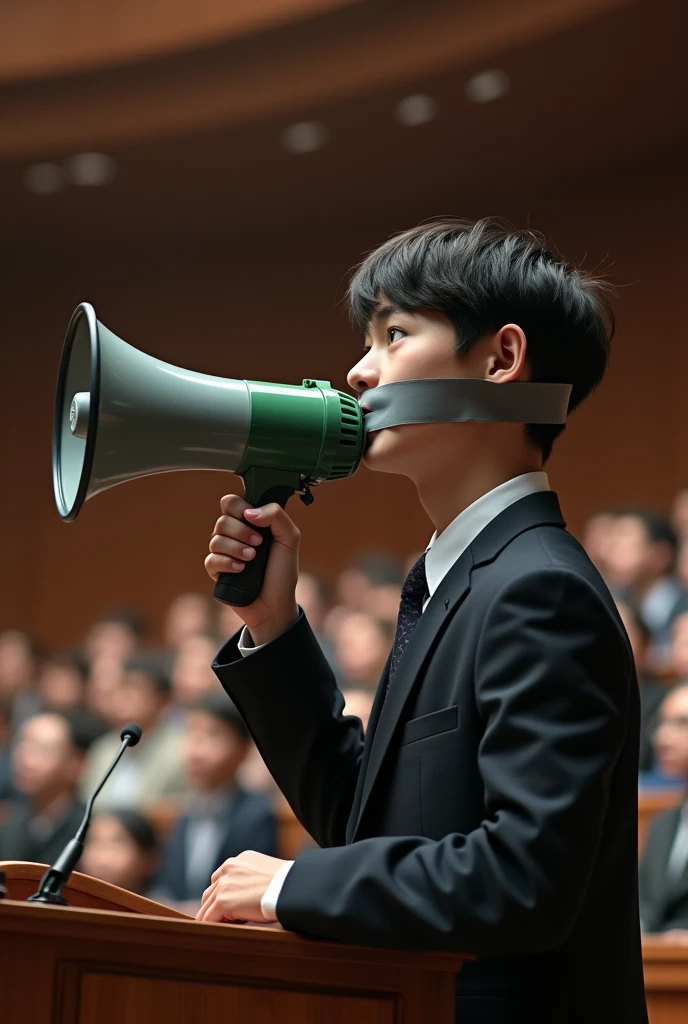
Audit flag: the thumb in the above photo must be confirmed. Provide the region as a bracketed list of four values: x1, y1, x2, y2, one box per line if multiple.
[244, 504, 300, 548]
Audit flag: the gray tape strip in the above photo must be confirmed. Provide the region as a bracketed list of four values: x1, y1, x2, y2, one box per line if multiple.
[364, 378, 572, 431]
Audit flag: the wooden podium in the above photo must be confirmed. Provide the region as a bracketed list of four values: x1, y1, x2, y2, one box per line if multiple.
[0, 861, 472, 1024]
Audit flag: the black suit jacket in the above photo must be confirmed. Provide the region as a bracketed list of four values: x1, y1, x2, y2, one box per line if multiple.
[154, 786, 277, 902]
[0, 799, 86, 866]
[214, 492, 647, 1024]
[639, 803, 688, 933]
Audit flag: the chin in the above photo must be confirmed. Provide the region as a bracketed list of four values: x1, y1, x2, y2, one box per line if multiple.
[362, 430, 408, 474]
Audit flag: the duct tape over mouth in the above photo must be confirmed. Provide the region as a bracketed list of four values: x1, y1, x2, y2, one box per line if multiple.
[363, 378, 572, 432]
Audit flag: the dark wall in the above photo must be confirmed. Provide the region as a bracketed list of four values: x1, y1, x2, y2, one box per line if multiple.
[2, 151, 686, 648]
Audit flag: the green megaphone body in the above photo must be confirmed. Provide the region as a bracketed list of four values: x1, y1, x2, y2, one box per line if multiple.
[53, 303, 365, 607]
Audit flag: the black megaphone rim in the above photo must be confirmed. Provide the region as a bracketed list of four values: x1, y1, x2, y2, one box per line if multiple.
[52, 302, 101, 521]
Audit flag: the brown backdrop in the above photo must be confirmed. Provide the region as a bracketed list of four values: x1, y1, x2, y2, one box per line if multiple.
[1, 150, 686, 649]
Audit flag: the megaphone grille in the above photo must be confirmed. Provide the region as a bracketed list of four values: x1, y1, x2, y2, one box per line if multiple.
[52, 304, 100, 521]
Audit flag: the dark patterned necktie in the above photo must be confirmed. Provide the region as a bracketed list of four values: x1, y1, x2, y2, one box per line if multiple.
[388, 552, 428, 688]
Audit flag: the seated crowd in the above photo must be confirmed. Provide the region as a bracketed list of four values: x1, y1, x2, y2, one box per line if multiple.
[1, 495, 688, 931]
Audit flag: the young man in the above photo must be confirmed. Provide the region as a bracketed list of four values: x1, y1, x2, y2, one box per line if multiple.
[153, 692, 276, 911]
[199, 219, 647, 1023]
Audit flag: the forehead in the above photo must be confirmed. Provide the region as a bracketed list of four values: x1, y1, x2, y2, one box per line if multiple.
[22, 714, 68, 744]
[662, 687, 688, 716]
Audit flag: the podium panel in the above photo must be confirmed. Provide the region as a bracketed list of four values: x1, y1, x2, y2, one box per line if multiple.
[78, 971, 396, 1024]
[0, 900, 470, 1024]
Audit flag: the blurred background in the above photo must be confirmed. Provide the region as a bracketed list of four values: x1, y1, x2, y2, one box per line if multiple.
[1, 0, 688, 943]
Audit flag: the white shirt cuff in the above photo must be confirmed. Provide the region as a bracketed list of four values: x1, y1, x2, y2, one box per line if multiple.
[260, 861, 294, 921]
[237, 625, 271, 657]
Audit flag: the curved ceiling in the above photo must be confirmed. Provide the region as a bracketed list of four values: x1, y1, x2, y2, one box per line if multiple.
[0, 0, 685, 252]
[0, 0, 640, 160]
[0, 0, 362, 82]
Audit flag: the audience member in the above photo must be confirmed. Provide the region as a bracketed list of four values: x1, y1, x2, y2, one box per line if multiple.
[0, 700, 16, 800]
[581, 510, 618, 583]
[0, 710, 94, 864]
[604, 510, 688, 674]
[639, 682, 688, 935]
[170, 634, 221, 710]
[331, 611, 394, 690]
[164, 592, 216, 651]
[38, 652, 89, 713]
[334, 552, 404, 612]
[80, 655, 187, 812]
[295, 571, 337, 665]
[0, 629, 41, 725]
[342, 688, 374, 731]
[671, 487, 688, 541]
[616, 601, 666, 773]
[81, 809, 160, 897]
[216, 602, 244, 639]
[153, 693, 276, 909]
[83, 610, 143, 663]
[671, 614, 688, 680]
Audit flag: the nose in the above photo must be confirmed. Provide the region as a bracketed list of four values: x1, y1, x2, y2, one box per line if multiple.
[347, 359, 380, 396]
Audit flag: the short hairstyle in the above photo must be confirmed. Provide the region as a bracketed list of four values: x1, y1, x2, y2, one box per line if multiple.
[43, 650, 89, 681]
[123, 654, 172, 694]
[30, 708, 102, 753]
[189, 692, 250, 741]
[94, 808, 159, 854]
[347, 217, 615, 462]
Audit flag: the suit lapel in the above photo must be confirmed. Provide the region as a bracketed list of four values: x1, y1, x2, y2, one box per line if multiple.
[350, 490, 566, 842]
[352, 551, 473, 839]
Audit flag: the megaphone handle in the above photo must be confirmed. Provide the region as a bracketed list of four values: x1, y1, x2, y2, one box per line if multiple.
[212, 483, 296, 607]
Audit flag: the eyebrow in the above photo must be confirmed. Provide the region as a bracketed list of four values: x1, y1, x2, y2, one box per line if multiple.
[370, 303, 402, 324]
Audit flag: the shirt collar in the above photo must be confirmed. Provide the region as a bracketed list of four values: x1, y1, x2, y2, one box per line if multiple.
[424, 471, 550, 599]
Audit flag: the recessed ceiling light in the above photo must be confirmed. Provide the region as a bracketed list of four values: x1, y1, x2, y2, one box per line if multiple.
[281, 121, 329, 155]
[395, 94, 438, 127]
[24, 162, 64, 195]
[464, 69, 511, 104]
[64, 152, 117, 187]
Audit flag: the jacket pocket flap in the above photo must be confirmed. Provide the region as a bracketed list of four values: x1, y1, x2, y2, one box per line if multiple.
[401, 704, 459, 745]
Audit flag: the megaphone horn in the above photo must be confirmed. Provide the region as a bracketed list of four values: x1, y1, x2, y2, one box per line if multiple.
[53, 303, 365, 606]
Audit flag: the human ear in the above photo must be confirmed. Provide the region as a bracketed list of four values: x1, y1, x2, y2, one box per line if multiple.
[486, 324, 528, 383]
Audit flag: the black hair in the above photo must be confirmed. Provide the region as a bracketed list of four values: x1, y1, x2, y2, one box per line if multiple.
[123, 654, 172, 694]
[43, 650, 89, 682]
[95, 608, 146, 638]
[94, 808, 159, 854]
[189, 692, 250, 742]
[347, 217, 615, 462]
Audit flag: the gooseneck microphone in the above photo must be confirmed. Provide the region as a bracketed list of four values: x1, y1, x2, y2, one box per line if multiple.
[27, 723, 143, 906]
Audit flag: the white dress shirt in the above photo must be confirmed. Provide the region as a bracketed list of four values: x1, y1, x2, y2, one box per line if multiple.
[244, 471, 550, 919]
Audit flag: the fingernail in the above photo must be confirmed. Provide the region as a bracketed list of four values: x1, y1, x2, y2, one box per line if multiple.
[231, 560, 244, 570]
[249, 534, 262, 545]
[242, 547, 255, 558]
[245, 508, 261, 519]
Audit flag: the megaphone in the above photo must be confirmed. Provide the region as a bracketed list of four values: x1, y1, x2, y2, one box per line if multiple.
[52, 303, 365, 607]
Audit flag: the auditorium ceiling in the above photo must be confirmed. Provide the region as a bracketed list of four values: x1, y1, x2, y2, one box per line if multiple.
[0, 0, 685, 247]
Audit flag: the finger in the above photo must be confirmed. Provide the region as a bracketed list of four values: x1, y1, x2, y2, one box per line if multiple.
[196, 880, 218, 920]
[243, 504, 300, 548]
[211, 861, 233, 884]
[208, 535, 259, 562]
[204, 553, 246, 581]
[220, 494, 253, 517]
[213, 515, 263, 547]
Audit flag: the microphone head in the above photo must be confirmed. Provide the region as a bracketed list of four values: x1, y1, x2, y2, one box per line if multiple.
[121, 722, 142, 747]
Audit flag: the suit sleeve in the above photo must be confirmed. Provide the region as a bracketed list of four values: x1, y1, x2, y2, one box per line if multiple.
[274, 569, 632, 953]
[212, 613, 364, 849]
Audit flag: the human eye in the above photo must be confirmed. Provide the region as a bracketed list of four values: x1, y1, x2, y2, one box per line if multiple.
[388, 326, 407, 344]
